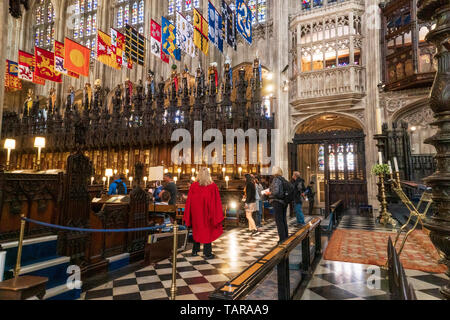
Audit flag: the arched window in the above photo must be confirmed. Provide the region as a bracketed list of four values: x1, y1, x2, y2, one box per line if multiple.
[167, 0, 202, 23]
[34, 0, 55, 50]
[228, 0, 267, 25]
[115, 1, 145, 34]
[71, 0, 98, 58]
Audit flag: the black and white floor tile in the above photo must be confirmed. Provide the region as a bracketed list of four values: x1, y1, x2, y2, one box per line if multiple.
[338, 215, 397, 232]
[80, 217, 311, 300]
[300, 259, 446, 300]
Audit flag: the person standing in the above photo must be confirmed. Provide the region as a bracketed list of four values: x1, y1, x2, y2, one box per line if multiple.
[108, 174, 127, 195]
[160, 173, 178, 205]
[292, 172, 306, 226]
[305, 181, 316, 216]
[184, 168, 224, 259]
[265, 167, 290, 243]
[243, 174, 258, 236]
[254, 175, 264, 229]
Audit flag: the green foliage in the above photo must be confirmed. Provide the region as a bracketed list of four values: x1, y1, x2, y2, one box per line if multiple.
[372, 164, 390, 176]
[171, 64, 177, 70]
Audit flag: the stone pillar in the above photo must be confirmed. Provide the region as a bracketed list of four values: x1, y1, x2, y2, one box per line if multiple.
[273, 0, 289, 176]
[365, 0, 383, 209]
[417, 0, 450, 300]
[0, 2, 9, 136]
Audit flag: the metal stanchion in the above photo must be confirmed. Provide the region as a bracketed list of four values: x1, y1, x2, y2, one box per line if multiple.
[14, 214, 26, 279]
[170, 221, 179, 301]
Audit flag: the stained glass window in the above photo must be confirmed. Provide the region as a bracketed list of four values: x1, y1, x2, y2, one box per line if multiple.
[229, 1, 266, 24]
[34, 0, 55, 50]
[70, 0, 97, 64]
[132, 2, 138, 25]
[318, 144, 355, 171]
[303, 0, 326, 10]
[318, 145, 325, 171]
[115, 1, 144, 34]
[138, 0, 144, 24]
[117, 6, 124, 28]
[167, 0, 202, 22]
[168, 0, 175, 15]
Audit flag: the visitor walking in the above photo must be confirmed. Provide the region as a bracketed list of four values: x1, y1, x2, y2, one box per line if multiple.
[305, 181, 316, 216]
[265, 167, 291, 243]
[184, 168, 224, 259]
[254, 175, 264, 229]
[292, 171, 306, 226]
[243, 174, 258, 236]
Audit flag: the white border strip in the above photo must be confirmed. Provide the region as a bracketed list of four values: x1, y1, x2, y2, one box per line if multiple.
[106, 253, 130, 263]
[1, 235, 58, 249]
[12, 256, 70, 275]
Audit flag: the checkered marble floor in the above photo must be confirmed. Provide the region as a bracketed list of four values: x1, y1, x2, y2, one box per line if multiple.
[300, 259, 447, 300]
[338, 215, 397, 232]
[299, 211, 447, 300]
[80, 217, 310, 300]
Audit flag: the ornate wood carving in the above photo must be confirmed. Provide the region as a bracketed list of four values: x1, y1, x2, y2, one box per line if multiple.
[417, 0, 450, 299]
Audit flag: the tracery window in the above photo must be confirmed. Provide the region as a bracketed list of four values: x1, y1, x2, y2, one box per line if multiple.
[34, 0, 55, 50]
[228, 0, 267, 24]
[167, 0, 201, 24]
[116, 0, 145, 34]
[72, 0, 98, 58]
[319, 144, 355, 172]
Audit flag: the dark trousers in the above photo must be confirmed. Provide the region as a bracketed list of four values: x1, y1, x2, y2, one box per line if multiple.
[309, 201, 315, 216]
[193, 242, 212, 256]
[273, 201, 289, 243]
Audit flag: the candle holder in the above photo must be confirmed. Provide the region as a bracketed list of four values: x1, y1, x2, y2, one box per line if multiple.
[390, 171, 432, 256]
[378, 172, 397, 228]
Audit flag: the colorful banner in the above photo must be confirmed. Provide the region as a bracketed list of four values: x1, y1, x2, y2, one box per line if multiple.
[111, 28, 126, 68]
[151, 19, 164, 62]
[193, 8, 209, 55]
[176, 12, 196, 58]
[162, 16, 181, 61]
[5, 60, 22, 91]
[64, 38, 90, 77]
[97, 30, 120, 70]
[236, 0, 252, 45]
[31, 55, 46, 85]
[125, 24, 145, 66]
[55, 41, 80, 78]
[208, 1, 224, 53]
[18, 50, 34, 82]
[35, 47, 62, 82]
[222, 0, 237, 51]
[54, 41, 68, 74]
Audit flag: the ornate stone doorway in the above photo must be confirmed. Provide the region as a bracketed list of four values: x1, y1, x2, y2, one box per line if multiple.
[290, 114, 368, 214]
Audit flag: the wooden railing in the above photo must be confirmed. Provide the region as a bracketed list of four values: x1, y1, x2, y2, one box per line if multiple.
[210, 218, 322, 300]
[324, 200, 344, 232]
[388, 237, 417, 300]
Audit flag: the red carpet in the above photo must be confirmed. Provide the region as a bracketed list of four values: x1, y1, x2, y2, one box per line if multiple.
[324, 229, 446, 273]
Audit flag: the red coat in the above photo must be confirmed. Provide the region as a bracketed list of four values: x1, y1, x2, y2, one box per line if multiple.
[184, 182, 224, 244]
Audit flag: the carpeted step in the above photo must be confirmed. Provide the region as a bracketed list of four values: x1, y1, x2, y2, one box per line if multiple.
[1, 235, 58, 274]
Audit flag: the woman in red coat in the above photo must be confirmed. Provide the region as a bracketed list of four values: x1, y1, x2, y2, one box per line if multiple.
[184, 168, 224, 259]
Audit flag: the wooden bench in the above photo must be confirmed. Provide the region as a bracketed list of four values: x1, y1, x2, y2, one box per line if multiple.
[388, 237, 417, 300]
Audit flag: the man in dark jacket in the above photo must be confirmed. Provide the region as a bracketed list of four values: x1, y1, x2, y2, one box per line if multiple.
[292, 172, 306, 226]
[265, 167, 289, 243]
[160, 173, 178, 205]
